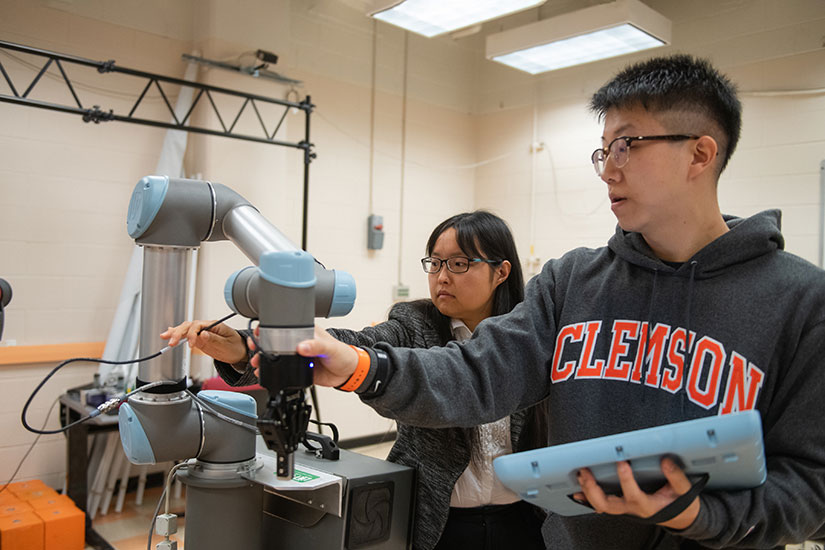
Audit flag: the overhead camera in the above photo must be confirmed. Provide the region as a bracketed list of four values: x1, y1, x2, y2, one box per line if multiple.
[255, 49, 279, 65]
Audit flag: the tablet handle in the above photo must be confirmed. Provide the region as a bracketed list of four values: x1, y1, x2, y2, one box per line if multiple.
[624, 472, 709, 525]
[571, 472, 709, 524]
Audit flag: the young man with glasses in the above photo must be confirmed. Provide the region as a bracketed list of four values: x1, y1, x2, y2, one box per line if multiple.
[297, 55, 825, 548]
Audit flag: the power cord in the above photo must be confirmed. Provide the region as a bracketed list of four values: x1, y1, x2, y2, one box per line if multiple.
[307, 418, 339, 443]
[147, 459, 192, 550]
[21, 347, 182, 436]
[1, 396, 60, 493]
[21, 312, 254, 437]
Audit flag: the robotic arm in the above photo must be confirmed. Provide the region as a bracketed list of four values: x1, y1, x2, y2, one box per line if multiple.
[124, 175, 355, 479]
[117, 177, 415, 550]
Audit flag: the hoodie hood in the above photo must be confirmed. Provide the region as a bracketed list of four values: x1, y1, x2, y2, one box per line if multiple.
[607, 209, 784, 280]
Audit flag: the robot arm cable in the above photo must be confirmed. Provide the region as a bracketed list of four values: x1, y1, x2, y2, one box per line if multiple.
[147, 459, 193, 550]
[21, 344, 180, 435]
[184, 389, 260, 434]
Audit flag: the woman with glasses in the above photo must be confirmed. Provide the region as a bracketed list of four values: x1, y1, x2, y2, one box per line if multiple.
[162, 210, 547, 550]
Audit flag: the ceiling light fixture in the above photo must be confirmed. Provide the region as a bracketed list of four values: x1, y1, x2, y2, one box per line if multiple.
[486, 0, 671, 74]
[367, 0, 546, 38]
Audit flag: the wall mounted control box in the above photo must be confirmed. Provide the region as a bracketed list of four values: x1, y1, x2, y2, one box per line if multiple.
[367, 214, 384, 250]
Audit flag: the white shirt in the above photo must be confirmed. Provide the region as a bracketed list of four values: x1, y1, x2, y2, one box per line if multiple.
[448, 319, 521, 508]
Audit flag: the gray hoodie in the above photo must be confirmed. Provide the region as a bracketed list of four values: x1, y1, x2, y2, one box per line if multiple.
[360, 210, 825, 549]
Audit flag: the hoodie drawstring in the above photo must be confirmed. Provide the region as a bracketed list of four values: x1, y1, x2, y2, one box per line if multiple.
[639, 269, 659, 401]
[681, 260, 699, 416]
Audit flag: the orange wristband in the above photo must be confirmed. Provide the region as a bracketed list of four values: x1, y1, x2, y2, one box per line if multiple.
[338, 345, 371, 392]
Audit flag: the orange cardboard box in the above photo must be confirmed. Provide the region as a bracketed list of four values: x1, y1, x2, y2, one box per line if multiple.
[34, 506, 85, 550]
[7, 480, 58, 503]
[0, 500, 34, 517]
[0, 490, 22, 506]
[6, 479, 50, 496]
[14, 488, 58, 502]
[28, 494, 76, 510]
[0, 511, 45, 550]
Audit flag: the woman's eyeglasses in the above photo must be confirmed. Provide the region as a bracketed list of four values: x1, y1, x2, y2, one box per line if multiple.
[421, 256, 502, 274]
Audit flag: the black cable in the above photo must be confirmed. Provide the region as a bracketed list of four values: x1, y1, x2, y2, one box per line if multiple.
[147, 475, 168, 550]
[21, 350, 165, 435]
[308, 418, 339, 443]
[247, 317, 278, 362]
[247, 317, 259, 347]
[197, 312, 237, 335]
[1, 397, 60, 492]
[23, 311, 242, 436]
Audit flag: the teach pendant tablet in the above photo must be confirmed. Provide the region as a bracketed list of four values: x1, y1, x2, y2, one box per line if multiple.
[492, 410, 766, 516]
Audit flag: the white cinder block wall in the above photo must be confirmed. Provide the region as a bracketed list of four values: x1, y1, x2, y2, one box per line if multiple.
[1, 0, 824, 487]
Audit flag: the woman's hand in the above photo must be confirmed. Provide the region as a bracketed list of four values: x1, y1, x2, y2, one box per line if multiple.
[160, 320, 247, 365]
[249, 326, 359, 387]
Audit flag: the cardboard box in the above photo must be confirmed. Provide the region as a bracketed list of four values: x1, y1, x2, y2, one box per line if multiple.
[0, 512, 45, 550]
[8, 481, 58, 503]
[0, 500, 34, 517]
[28, 494, 76, 510]
[0, 490, 22, 506]
[5, 480, 50, 496]
[34, 506, 85, 550]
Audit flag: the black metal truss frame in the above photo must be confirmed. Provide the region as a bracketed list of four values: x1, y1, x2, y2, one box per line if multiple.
[0, 39, 317, 248]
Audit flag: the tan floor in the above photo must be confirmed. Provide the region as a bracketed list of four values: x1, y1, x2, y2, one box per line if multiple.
[85, 440, 394, 549]
[89, 484, 186, 549]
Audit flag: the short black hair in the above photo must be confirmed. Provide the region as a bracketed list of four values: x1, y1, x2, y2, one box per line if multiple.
[426, 210, 524, 317]
[589, 54, 742, 174]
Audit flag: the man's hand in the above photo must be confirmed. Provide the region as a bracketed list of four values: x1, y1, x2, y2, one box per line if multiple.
[160, 320, 247, 365]
[574, 457, 701, 530]
[248, 326, 359, 388]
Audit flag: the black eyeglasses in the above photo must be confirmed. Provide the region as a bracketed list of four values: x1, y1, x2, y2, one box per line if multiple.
[421, 256, 502, 274]
[591, 134, 699, 176]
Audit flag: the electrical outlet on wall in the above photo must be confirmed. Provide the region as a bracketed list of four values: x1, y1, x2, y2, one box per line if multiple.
[392, 284, 410, 301]
[526, 256, 542, 277]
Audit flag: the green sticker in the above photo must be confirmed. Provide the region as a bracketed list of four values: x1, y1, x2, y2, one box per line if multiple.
[292, 469, 320, 483]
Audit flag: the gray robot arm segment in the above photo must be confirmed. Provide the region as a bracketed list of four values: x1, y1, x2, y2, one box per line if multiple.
[122, 175, 356, 481]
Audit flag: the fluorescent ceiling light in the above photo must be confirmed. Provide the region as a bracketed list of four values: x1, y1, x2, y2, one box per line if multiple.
[368, 0, 546, 38]
[486, 0, 671, 74]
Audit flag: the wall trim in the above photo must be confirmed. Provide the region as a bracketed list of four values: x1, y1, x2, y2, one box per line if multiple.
[0, 342, 106, 365]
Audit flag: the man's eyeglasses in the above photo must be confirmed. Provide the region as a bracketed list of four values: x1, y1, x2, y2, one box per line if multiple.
[421, 256, 502, 274]
[591, 134, 699, 177]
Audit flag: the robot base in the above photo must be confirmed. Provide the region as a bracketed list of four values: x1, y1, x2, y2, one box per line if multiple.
[258, 439, 414, 550]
